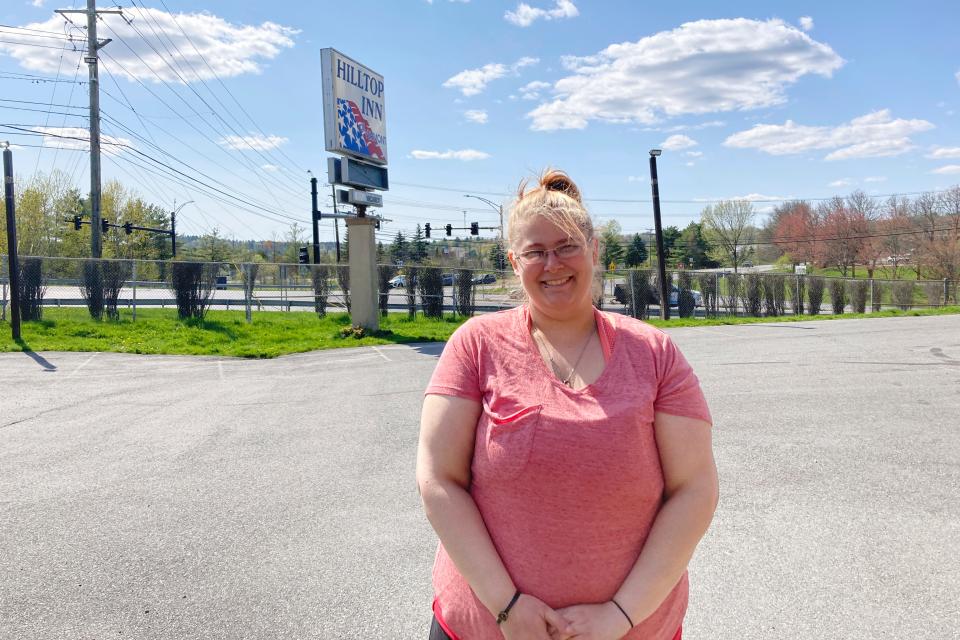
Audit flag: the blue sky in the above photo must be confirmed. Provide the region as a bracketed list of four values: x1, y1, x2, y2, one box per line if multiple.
[2, 0, 959, 244]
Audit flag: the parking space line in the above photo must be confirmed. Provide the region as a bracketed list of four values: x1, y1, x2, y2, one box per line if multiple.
[66, 354, 97, 379]
[372, 346, 391, 362]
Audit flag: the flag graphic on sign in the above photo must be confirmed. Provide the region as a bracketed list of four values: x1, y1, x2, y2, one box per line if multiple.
[337, 98, 385, 162]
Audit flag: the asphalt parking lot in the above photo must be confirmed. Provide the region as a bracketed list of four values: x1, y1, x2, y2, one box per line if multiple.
[1, 315, 958, 639]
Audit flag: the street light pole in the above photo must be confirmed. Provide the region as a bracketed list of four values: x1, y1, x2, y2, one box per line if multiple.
[171, 200, 194, 259]
[648, 149, 670, 320]
[464, 194, 504, 239]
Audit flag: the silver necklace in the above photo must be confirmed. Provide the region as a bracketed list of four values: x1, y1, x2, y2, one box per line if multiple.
[533, 326, 595, 387]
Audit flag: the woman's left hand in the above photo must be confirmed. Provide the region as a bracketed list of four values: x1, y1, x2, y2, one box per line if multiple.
[552, 602, 631, 640]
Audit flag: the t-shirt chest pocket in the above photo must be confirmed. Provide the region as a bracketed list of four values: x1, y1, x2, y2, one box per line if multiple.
[473, 404, 543, 482]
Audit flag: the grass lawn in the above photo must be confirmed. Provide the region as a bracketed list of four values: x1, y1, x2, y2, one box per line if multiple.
[1, 305, 958, 358]
[0, 308, 463, 358]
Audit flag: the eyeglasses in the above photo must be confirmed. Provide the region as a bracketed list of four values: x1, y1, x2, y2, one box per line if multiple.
[515, 242, 585, 265]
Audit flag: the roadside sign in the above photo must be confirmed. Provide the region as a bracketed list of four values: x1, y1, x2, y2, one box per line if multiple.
[320, 48, 387, 165]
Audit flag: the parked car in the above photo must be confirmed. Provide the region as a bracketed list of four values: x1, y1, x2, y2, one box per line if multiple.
[613, 283, 703, 308]
[471, 273, 497, 285]
[441, 273, 455, 286]
[389, 275, 415, 288]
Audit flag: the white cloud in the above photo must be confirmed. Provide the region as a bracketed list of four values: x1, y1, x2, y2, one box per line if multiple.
[526, 18, 843, 131]
[932, 165, 960, 175]
[261, 164, 280, 171]
[660, 134, 697, 150]
[799, 16, 814, 31]
[686, 150, 703, 158]
[829, 178, 853, 187]
[520, 80, 551, 100]
[409, 149, 490, 161]
[956, 69, 960, 85]
[864, 176, 887, 183]
[464, 109, 488, 124]
[505, 0, 578, 27]
[685, 161, 695, 167]
[928, 146, 960, 159]
[658, 120, 726, 133]
[0, 10, 297, 82]
[31, 0, 45, 7]
[695, 193, 787, 202]
[443, 57, 539, 96]
[32, 127, 132, 155]
[724, 110, 934, 160]
[219, 134, 288, 151]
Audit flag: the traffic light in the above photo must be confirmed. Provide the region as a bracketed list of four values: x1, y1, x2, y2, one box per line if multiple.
[101, 218, 109, 233]
[424, 223, 431, 238]
[298, 246, 309, 265]
[375, 219, 381, 230]
[445, 224, 452, 237]
[73, 215, 82, 230]
[470, 222, 479, 236]
[123, 222, 133, 235]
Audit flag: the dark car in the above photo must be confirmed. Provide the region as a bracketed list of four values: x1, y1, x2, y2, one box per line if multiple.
[441, 273, 455, 286]
[471, 273, 497, 285]
[613, 283, 702, 308]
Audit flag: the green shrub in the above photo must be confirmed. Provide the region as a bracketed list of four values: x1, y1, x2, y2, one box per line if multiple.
[18, 257, 46, 321]
[744, 274, 763, 317]
[848, 280, 869, 314]
[789, 275, 805, 316]
[677, 271, 696, 318]
[763, 274, 786, 316]
[418, 266, 444, 318]
[829, 279, 846, 314]
[453, 269, 476, 317]
[807, 276, 825, 315]
[310, 264, 330, 318]
[168, 261, 216, 320]
[892, 281, 914, 310]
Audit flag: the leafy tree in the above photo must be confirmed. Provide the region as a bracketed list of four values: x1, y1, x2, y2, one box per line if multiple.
[624, 234, 648, 268]
[599, 220, 624, 269]
[701, 200, 756, 273]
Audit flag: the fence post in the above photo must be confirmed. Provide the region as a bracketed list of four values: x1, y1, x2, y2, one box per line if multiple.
[131, 261, 137, 322]
[244, 263, 252, 324]
[869, 279, 874, 313]
[945, 279, 950, 308]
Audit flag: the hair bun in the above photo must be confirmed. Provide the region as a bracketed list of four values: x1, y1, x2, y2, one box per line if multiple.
[540, 169, 582, 204]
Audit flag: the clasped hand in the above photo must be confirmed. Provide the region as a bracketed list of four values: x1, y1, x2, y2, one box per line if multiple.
[500, 595, 632, 640]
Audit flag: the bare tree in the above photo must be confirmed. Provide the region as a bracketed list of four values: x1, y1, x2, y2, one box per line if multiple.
[701, 199, 756, 273]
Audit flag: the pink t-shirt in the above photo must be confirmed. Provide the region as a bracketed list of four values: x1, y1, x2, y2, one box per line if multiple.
[425, 305, 712, 640]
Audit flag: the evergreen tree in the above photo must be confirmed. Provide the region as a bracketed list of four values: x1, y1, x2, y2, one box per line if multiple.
[675, 221, 715, 269]
[487, 240, 508, 271]
[410, 224, 429, 264]
[389, 230, 408, 264]
[624, 234, 648, 267]
[662, 226, 681, 264]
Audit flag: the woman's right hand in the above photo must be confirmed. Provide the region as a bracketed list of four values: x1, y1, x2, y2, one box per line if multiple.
[500, 594, 574, 640]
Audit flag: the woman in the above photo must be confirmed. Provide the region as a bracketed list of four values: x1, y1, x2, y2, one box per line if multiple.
[416, 170, 717, 640]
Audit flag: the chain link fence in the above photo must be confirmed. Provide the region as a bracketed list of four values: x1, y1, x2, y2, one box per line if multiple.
[1, 256, 955, 325]
[606, 269, 957, 319]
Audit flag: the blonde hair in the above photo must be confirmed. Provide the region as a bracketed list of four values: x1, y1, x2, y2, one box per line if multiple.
[507, 169, 594, 250]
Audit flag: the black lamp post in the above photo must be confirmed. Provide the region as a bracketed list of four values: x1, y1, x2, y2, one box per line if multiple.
[649, 149, 670, 320]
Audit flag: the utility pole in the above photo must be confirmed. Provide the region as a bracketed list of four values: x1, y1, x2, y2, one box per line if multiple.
[56, 1, 121, 259]
[3, 144, 22, 340]
[331, 184, 341, 263]
[310, 176, 320, 264]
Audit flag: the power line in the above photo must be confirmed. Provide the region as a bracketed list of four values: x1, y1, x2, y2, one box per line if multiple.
[98, 14, 304, 203]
